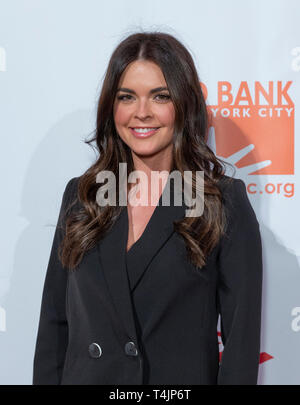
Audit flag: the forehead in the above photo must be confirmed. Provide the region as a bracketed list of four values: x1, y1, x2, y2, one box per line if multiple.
[118, 60, 167, 88]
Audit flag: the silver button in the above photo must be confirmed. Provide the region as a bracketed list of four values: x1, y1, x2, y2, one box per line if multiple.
[125, 341, 138, 356]
[88, 342, 102, 358]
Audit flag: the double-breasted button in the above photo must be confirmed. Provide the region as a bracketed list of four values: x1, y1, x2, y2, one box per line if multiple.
[88, 343, 102, 358]
[125, 341, 138, 356]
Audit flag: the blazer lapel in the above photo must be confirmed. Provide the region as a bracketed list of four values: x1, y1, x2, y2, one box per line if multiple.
[125, 177, 187, 291]
[97, 206, 138, 343]
[97, 175, 187, 342]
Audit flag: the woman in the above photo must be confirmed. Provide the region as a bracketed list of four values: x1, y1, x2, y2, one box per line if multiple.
[33, 32, 263, 385]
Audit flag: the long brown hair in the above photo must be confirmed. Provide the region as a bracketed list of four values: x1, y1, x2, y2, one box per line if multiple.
[59, 31, 235, 271]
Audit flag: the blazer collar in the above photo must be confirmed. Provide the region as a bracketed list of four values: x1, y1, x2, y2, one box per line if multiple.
[97, 175, 187, 342]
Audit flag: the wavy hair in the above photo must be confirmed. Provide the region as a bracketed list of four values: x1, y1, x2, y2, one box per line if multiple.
[59, 31, 235, 271]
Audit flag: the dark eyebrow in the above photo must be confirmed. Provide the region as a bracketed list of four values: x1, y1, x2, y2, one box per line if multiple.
[116, 86, 169, 94]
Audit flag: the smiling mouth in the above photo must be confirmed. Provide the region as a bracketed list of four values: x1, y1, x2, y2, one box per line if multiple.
[129, 127, 160, 138]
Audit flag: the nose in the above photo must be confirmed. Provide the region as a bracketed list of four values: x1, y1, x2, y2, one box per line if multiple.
[134, 99, 153, 120]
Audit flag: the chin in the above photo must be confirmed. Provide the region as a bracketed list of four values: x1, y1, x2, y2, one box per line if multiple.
[131, 147, 161, 158]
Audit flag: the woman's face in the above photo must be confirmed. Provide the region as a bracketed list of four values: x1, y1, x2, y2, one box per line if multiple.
[113, 60, 175, 159]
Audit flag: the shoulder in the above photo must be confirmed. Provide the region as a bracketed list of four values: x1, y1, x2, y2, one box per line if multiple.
[216, 174, 259, 230]
[64, 176, 80, 194]
[62, 176, 81, 211]
[216, 176, 262, 271]
[216, 173, 243, 194]
[64, 176, 82, 197]
[217, 174, 250, 207]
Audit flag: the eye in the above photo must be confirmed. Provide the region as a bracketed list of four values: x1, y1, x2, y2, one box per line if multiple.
[116, 93, 171, 102]
[155, 94, 171, 101]
[117, 94, 132, 101]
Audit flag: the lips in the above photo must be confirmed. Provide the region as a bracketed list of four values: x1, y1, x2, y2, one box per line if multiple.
[130, 127, 160, 130]
[129, 127, 160, 138]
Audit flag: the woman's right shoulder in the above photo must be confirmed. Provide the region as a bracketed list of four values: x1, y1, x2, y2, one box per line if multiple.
[62, 176, 81, 212]
[65, 176, 80, 195]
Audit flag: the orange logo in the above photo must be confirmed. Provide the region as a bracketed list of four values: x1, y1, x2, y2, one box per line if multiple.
[203, 81, 294, 175]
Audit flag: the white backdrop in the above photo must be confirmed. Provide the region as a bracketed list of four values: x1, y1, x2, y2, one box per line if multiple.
[0, 0, 299, 384]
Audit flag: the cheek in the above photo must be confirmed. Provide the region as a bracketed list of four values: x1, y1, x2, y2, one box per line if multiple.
[114, 104, 131, 126]
[156, 104, 175, 127]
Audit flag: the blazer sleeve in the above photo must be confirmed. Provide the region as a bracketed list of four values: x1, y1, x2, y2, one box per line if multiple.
[216, 178, 263, 385]
[32, 177, 77, 385]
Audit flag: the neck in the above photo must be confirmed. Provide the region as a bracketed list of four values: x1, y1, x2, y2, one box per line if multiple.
[128, 146, 174, 204]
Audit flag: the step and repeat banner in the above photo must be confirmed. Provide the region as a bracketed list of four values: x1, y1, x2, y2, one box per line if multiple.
[0, 0, 299, 384]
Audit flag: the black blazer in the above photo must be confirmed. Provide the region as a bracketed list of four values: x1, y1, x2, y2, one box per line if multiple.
[33, 174, 263, 385]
